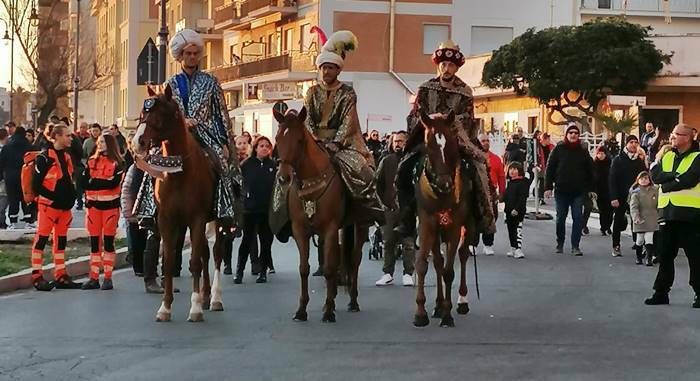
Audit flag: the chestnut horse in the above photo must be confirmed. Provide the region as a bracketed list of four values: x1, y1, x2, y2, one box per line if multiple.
[273, 107, 365, 323]
[413, 111, 475, 328]
[132, 85, 227, 322]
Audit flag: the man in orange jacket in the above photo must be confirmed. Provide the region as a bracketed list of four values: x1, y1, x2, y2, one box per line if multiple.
[30, 123, 82, 291]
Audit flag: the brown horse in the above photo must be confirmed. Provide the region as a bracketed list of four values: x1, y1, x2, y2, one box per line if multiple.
[273, 107, 365, 323]
[413, 111, 474, 328]
[132, 85, 227, 322]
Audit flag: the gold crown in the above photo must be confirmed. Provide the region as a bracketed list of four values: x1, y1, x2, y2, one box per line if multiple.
[437, 40, 460, 51]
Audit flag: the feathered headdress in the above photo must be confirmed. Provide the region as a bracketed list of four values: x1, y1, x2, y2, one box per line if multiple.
[315, 30, 359, 69]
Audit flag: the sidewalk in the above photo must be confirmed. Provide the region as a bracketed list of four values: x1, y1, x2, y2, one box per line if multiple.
[0, 207, 125, 241]
[526, 197, 631, 237]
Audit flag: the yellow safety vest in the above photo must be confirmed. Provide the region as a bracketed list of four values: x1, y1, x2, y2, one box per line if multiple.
[658, 151, 700, 209]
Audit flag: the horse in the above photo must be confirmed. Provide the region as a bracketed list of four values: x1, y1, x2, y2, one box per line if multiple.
[132, 84, 227, 322]
[412, 110, 475, 328]
[272, 107, 365, 323]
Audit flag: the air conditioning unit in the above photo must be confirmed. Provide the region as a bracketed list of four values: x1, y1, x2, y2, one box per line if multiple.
[197, 18, 214, 32]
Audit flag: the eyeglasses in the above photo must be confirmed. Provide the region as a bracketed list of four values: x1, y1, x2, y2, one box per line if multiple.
[567, 131, 580, 135]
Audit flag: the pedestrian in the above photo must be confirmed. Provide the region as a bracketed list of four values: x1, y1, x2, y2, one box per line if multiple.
[504, 162, 528, 259]
[629, 171, 659, 266]
[375, 130, 415, 286]
[120, 163, 147, 278]
[236, 135, 276, 284]
[68, 126, 86, 211]
[504, 133, 526, 166]
[76, 122, 90, 142]
[33, 123, 50, 150]
[0, 126, 32, 228]
[366, 129, 383, 165]
[108, 124, 128, 157]
[0, 127, 9, 228]
[30, 123, 82, 291]
[478, 133, 505, 256]
[234, 135, 251, 163]
[590, 146, 613, 235]
[25, 129, 36, 146]
[544, 122, 594, 256]
[608, 135, 646, 257]
[80, 133, 125, 290]
[82, 123, 102, 161]
[640, 122, 656, 153]
[645, 123, 700, 309]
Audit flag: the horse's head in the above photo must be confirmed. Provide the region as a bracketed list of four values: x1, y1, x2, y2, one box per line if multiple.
[273, 105, 308, 182]
[132, 84, 183, 155]
[420, 110, 459, 196]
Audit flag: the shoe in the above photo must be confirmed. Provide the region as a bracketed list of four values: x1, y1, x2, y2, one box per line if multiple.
[268, 267, 275, 274]
[312, 267, 324, 277]
[572, 247, 583, 256]
[233, 273, 243, 284]
[101, 279, 113, 290]
[513, 249, 525, 259]
[506, 249, 514, 258]
[33, 276, 55, 291]
[7, 224, 18, 230]
[402, 274, 414, 287]
[256, 272, 267, 283]
[582, 227, 590, 235]
[223, 266, 232, 275]
[612, 246, 622, 257]
[375, 273, 393, 286]
[145, 280, 165, 294]
[644, 292, 669, 305]
[555, 243, 564, 254]
[81, 279, 100, 290]
[601, 229, 608, 236]
[693, 295, 700, 309]
[482, 246, 495, 256]
[24, 222, 36, 229]
[134, 271, 144, 277]
[53, 274, 83, 289]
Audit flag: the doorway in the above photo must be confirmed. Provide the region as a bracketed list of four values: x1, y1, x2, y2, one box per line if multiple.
[639, 108, 680, 135]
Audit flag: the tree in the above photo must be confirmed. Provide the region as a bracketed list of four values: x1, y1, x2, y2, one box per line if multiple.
[482, 17, 671, 126]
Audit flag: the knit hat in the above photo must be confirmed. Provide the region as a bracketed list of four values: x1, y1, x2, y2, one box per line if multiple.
[315, 30, 358, 69]
[432, 40, 465, 67]
[565, 123, 580, 134]
[625, 134, 639, 144]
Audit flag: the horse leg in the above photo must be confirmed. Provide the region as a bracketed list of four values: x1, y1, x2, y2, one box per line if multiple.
[347, 224, 365, 313]
[210, 229, 225, 311]
[200, 223, 212, 311]
[431, 239, 445, 320]
[187, 222, 206, 322]
[414, 219, 434, 327]
[457, 240, 470, 315]
[322, 226, 340, 323]
[293, 224, 311, 322]
[440, 231, 459, 327]
[156, 225, 175, 322]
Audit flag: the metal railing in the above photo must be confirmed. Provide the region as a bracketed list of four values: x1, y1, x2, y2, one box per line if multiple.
[207, 51, 316, 83]
[214, 0, 296, 25]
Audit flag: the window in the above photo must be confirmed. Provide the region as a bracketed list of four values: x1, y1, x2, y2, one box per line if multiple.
[267, 33, 275, 56]
[423, 24, 449, 55]
[470, 26, 513, 55]
[284, 29, 294, 53]
[598, 0, 611, 9]
[300, 24, 311, 52]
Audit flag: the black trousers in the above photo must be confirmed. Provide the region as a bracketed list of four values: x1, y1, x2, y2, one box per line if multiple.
[5, 177, 30, 223]
[481, 201, 499, 246]
[143, 224, 185, 282]
[237, 212, 273, 273]
[597, 194, 613, 232]
[127, 222, 147, 274]
[505, 217, 523, 249]
[653, 221, 700, 295]
[611, 201, 629, 247]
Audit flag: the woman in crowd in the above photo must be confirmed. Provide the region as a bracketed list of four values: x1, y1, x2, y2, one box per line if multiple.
[80, 133, 125, 290]
[235, 136, 277, 284]
[591, 146, 613, 236]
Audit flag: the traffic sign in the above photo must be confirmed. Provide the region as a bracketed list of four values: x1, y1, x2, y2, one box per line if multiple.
[137, 38, 159, 85]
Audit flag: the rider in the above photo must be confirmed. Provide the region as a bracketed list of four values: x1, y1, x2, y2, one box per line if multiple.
[134, 29, 240, 232]
[302, 30, 384, 223]
[395, 40, 495, 236]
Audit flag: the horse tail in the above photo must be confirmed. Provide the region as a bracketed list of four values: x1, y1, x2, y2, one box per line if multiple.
[340, 225, 354, 293]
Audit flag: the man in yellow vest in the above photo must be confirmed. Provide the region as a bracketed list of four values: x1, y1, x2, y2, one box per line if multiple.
[645, 123, 700, 308]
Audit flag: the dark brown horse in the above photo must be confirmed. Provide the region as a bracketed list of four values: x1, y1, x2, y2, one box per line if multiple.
[132, 85, 227, 322]
[273, 107, 365, 323]
[413, 111, 474, 328]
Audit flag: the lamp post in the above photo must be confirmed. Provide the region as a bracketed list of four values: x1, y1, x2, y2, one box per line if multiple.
[158, 0, 168, 84]
[72, 0, 81, 131]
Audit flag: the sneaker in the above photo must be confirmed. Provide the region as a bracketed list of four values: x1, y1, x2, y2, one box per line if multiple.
[53, 274, 83, 289]
[506, 248, 514, 257]
[223, 266, 232, 275]
[482, 246, 495, 256]
[101, 279, 113, 290]
[612, 246, 622, 257]
[268, 267, 276, 274]
[402, 274, 414, 287]
[572, 247, 583, 256]
[7, 224, 18, 230]
[81, 278, 100, 290]
[33, 276, 55, 291]
[582, 227, 590, 235]
[644, 292, 669, 305]
[375, 273, 393, 286]
[693, 295, 700, 309]
[24, 222, 36, 229]
[513, 249, 525, 259]
[601, 229, 608, 236]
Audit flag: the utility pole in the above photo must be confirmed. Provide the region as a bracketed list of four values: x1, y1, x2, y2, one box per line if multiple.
[72, 0, 81, 131]
[9, 0, 15, 122]
[158, 0, 168, 84]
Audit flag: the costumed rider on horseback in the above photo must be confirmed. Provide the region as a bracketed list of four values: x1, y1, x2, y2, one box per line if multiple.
[133, 29, 240, 234]
[395, 40, 496, 236]
[299, 30, 384, 224]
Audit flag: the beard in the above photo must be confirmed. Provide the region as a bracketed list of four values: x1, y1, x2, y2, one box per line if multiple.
[440, 73, 454, 82]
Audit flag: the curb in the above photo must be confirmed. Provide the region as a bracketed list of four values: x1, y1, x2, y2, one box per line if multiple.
[0, 247, 130, 294]
[0, 228, 127, 242]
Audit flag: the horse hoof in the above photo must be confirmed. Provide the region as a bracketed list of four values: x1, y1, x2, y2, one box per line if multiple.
[155, 312, 171, 322]
[347, 302, 361, 312]
[457, 303, 470, 315]
[211, 301, 224, 311]
[293, 311, 308, 322]
[187, 313, 204, 322]
[432, 307, 442, 319]
[201, 301, 211, 311]
[440, 316, 455, 328]
[322, 312, 336, 323]
[413, 314, 430, 327]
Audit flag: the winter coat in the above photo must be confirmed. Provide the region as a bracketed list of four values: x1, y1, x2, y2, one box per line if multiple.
[504, 177, 529, 222]
[120, 164, 144, 221]
[629, 185, 659, 233]
[504, 142, 526, 164]
[593, 157, 611, 200]
[0, 133, 31, 183]
[241, 156, 276, 214]
[608, 149, 646, 204]
[544, 141, 593, 195]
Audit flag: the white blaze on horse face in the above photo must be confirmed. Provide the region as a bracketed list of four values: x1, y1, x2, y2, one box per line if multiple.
[132, 123, 147, 154]
[435, 133, 447, 163]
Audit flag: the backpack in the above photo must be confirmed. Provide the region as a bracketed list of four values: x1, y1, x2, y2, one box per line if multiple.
[21, 151, 42, 203]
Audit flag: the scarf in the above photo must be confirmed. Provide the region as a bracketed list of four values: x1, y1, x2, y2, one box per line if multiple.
[624, 147, 638, 160]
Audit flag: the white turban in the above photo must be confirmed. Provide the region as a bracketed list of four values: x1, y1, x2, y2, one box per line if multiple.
[315, 51, 345, 69]
[315, 30, 358, 69]
[170, 29, 204, 60]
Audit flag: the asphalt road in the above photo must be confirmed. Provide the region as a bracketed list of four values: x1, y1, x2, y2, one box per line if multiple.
[1, 217, 698, 381]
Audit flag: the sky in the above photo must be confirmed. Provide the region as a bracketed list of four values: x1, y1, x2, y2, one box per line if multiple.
[0, 9, 32, 92]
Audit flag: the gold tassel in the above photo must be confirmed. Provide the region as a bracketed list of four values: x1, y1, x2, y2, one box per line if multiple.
[663, 0, 672, 24]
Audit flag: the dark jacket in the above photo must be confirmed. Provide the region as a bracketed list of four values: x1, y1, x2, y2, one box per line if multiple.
[241, 156, 276, 214]
[366, 139, 383, 164]
[0, 133, 31, 182]
[593, 157, 611, 201]
[32, 147, 76, 210]
[544, 141, 593, 195]
[504, 177, 529, 221]
[376, 151, 402, 210]
[651, 143, 700, 222]
[504, 141, 526, 164]
[608, 149, 646, 203]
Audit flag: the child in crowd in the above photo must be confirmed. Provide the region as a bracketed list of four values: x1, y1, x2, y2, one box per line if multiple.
[504, 162, 529, 259]
[629, 171, 659, 266]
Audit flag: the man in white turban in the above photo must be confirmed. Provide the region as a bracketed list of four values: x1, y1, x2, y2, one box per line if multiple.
[134, 28, 241, 236]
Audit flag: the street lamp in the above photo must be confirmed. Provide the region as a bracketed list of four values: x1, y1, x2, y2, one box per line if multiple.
[28, 4, 39, 27]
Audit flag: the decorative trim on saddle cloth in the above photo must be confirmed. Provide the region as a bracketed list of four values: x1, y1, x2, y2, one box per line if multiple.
[296, 164, 336, 220]
[145, 154, 184, 174]
[418, 158, 462, 227]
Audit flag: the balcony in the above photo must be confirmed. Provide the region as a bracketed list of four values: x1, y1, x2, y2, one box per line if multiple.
[208, 51, 316, 84]
[214, 0, 297, 31]
[580, 0, 700, 15]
